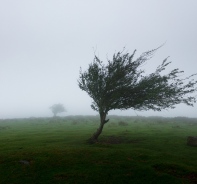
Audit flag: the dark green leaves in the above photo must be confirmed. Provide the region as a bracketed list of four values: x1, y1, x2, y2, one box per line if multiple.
[78, 48, 197, 114]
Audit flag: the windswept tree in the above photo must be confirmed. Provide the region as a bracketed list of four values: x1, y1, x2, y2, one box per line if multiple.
[49, 103, 66, 117]
[78, 47, 197, 143]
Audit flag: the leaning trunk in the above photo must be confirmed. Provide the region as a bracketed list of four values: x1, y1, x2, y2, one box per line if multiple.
[88, 112, 109, 143]
[90, 121, 105, 141]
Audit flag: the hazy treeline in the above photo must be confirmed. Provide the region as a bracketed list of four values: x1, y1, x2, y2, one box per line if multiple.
[0, 115, 197, 124]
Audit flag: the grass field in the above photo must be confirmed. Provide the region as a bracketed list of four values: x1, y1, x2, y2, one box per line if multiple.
[0, 115, 197, 184]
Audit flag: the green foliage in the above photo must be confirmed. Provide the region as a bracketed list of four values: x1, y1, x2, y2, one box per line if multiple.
[49, 103, 66, 117]
[78, 48, 197, 113]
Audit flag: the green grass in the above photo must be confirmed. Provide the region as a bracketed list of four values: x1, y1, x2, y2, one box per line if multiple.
[0, 116, 197, 184]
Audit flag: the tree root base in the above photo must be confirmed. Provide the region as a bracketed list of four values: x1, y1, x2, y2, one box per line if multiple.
[86, 137, 98, 144]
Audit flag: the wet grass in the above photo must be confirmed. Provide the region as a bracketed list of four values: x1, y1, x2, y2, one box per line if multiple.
[0, 116, 197, 183]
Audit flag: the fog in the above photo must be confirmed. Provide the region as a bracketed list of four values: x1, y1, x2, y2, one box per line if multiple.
[0, 0, 197, 119]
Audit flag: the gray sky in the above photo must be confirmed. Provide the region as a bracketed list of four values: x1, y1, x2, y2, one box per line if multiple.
[0, 0, 197, 118]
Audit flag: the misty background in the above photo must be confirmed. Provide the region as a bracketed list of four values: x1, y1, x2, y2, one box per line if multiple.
[0, 0, 197, 119]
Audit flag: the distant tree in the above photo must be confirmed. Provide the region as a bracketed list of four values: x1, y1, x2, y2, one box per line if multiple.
[49, 104, 66, 117]
[78, 47, 197, 143]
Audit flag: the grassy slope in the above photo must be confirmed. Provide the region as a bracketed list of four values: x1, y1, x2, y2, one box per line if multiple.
[0, 116, 197, 184]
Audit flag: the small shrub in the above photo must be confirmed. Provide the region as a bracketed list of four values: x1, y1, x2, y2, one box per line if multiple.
[172, 125, 181, 128]
[156, 119, 164, 124]
[118, 121, 128, 126]
[71, 121, 78, 125]
[187, 136, 197, 146]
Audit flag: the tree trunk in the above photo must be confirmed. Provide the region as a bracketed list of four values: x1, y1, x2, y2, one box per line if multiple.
[87, 112, 109, 143]
[53, 113, 57, 117]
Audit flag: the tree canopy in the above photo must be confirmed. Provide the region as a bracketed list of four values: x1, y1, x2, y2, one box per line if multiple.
[49, 103, 66, 117]
[78, 47, 197, 142]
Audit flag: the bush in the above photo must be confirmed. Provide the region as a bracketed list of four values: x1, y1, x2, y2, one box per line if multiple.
[71, 121, 78, 125]
[118, 121, 128, 126]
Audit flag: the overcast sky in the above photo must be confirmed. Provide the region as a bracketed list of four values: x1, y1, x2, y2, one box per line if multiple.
[0, 0, 197, 119]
